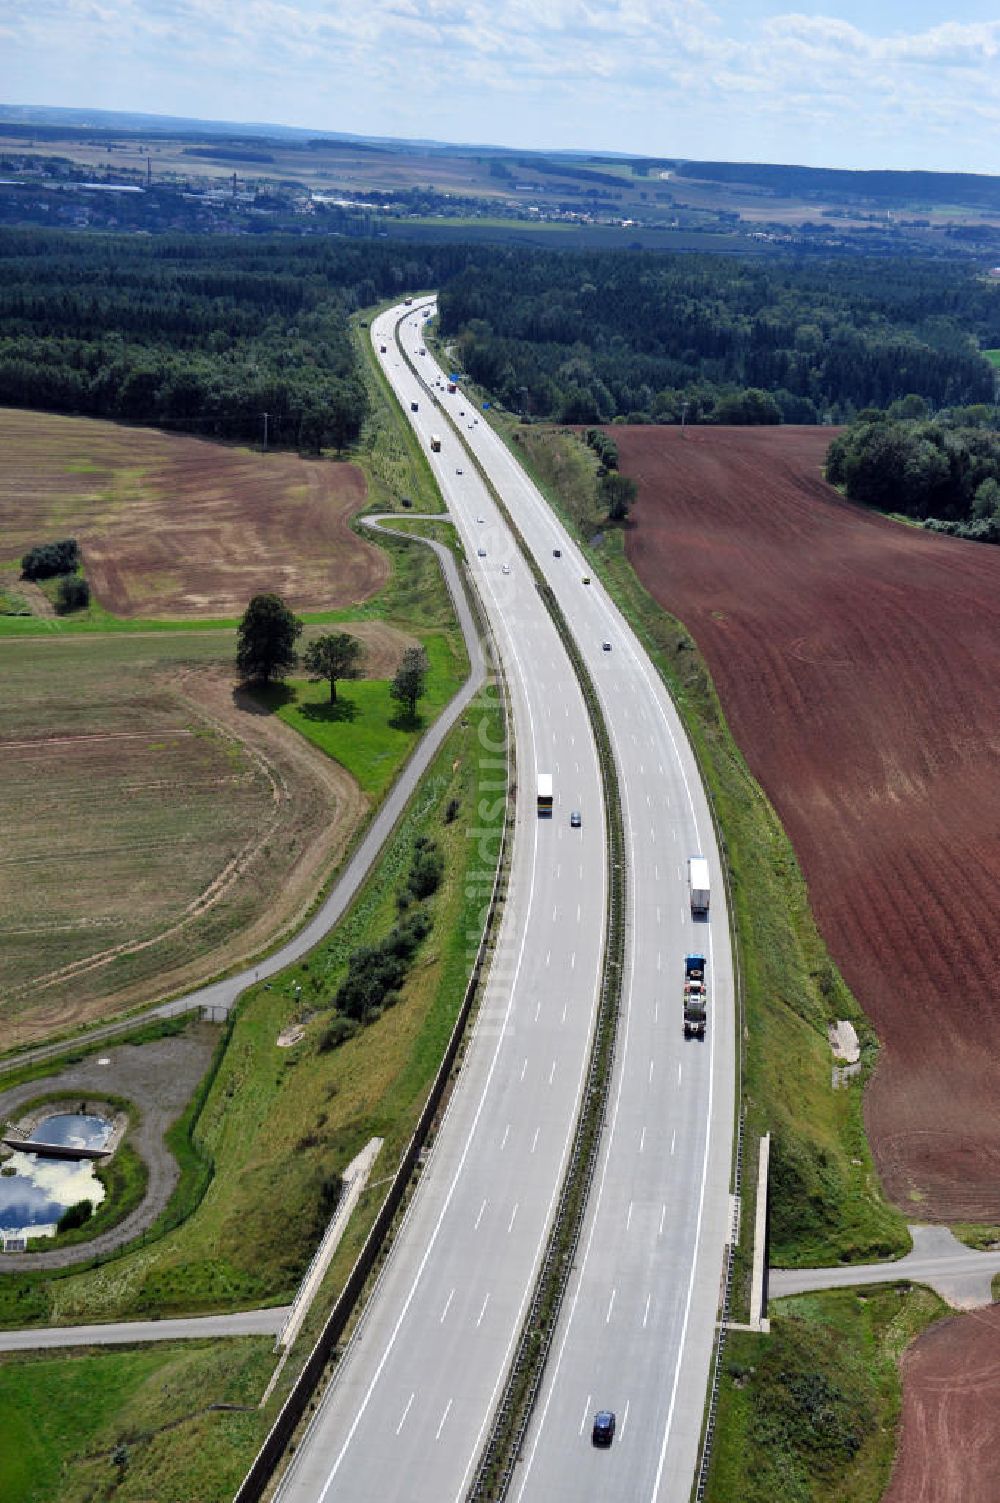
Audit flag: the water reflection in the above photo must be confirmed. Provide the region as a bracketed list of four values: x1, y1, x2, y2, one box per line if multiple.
[0, 1149, 106, 1239]
[33, 1113, 112, 1150]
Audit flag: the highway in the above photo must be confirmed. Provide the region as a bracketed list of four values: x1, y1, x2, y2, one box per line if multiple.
[273, 298, 735, 1503]
[273, 309, 608, 1502]
[396, 304, 736, 1501]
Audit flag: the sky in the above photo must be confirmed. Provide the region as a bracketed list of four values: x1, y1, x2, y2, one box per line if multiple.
[2, 0, 999, 174]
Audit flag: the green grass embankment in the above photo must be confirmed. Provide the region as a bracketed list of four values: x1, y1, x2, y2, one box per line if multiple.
[0, 1340, 274, 1503]
[707, 1286, 945, 1503]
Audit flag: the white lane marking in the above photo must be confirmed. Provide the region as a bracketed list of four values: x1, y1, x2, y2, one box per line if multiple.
[545, 949, 551, 967]
[552, 905, 557, 921]
[435, 1397, 453, 1441]
[561, 999, 568, 1023]
[508, 1202, 519, 1234]
[475, 1199, 488, 1231]
[671, 1129, 677, 1155]
[656, 951, 662, 973]
[659, 1203, 666, 1235]
[643, 1293, 651, 1329]
[549, 1060, 557, 1085]
[677, 1062, 683, 1084]
[606, 1287, 617, 1325]
[576, 903, 581, 922]
[534, 999, 541, 1022]
[655, 864, 659, 881]
[530, 1127, 540, 1154]
[439, 1288, 454, 1324]
[571, 951, 576, 971]
[521, 1057, 528, 1082]
[396, 1391, 415, 1435]
[654, 1002, 659, 1023]
[626, 1201, 633, 1231]
[676, 865, 682, 881]
[656, 906, 662, 924]
[622, 1397, 631, 1436]
[579, 1394, 592, 1436]
[501, 1123, 510, 1150]
[649, 1059, 655, 1084]
[639, 1126, 646, 1154]
[476, 1293, 490, 1328]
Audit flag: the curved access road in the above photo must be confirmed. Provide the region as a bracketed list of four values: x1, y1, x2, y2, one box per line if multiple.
[272, 305, 608, 1503]
[0, 521, 487, 1084]
[396, 301, 736, 1503]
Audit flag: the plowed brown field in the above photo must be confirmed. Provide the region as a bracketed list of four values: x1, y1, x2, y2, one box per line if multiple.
[0, 408, 386, 617]
[882, 1305, 1000, 1503]
[617, 425, 1000, 1224]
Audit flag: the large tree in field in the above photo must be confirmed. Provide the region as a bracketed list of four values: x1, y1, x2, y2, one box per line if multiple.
[236, 593, 302, 684]
[304, 631, 365, 703]
[389, 646, 429, 721]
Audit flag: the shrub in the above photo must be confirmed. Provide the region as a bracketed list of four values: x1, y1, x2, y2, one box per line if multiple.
[55, 575, 91, 614]
[21, 537, 80, 580]
[56, 1199, 94, 1234]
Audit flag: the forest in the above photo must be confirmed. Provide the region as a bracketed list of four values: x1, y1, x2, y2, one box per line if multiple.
[437, 249, 999, 424]
[826, 402, 1000, 543]
[0, 231, 475, 448]
[2, 230, 999, 447]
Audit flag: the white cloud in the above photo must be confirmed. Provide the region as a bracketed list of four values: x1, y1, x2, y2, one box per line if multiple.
[3, 0, 1000, 169]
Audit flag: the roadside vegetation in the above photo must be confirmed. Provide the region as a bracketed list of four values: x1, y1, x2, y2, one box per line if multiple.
[707, 1286, 946, 1503]
[0, 1339, 275, 1503]
[500, 420, 907, 1272]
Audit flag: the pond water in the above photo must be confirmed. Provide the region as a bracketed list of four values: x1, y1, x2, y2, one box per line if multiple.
[0, 1113, 110, 1239]
[32, 1113, 113, 1150]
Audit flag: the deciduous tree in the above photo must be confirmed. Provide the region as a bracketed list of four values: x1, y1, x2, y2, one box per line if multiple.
[304, 631, 365, 703]
[236, 593, 302, 684]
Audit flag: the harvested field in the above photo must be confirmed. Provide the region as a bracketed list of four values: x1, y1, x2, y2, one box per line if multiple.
[0, 630, 410, 1046]
[617, 425, 1000, 1224]
[882, 1306, 1000, 1503]
[0, 408, 386, 618]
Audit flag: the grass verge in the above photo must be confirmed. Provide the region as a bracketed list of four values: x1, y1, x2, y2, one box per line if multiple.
[0, 1339, 275, 1503]
[707, 1286, 946, 1503]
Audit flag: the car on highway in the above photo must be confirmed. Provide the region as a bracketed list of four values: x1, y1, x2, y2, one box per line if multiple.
[592, 1410, 615, 1447]
[477, 547, 487, 557]
[582, 575, 591, 585]
[456, 467, 464, 475]
[502, 563, 510, 575]
[570, 810, 582, 828]
[602, 641, 612, 652]
[478, 516, 485, 523]
[553, 548, 562, 558]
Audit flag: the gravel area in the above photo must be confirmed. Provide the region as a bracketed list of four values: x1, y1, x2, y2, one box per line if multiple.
[0, 1024, 218, 1271]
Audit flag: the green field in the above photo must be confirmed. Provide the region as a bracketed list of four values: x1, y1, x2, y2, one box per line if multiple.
[274, 632, 465, 799]
[0, 1340, 274, 1503]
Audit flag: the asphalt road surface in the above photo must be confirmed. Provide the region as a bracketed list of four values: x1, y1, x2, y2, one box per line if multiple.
[274, 307, 608, 1503]
[399, 305, 736, 1503]
[275, 301, 735, 1503]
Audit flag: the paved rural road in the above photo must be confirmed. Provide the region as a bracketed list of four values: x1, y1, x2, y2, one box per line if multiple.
[771, 1224, 1000, 1310]
[0, 524, 488, 1083]
[0, 1308, 290, 1351]
[273, 302, 735, 1503]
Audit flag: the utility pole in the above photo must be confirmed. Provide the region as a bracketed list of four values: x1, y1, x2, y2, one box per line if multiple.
[681, 400, 689, 437]
[262, 412, 269, 452]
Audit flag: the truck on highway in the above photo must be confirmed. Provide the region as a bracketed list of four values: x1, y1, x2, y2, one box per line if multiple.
[429, 434, 442, 452]
[537, 773, 553, 818]
[411, 400, 419, 412]
[688, 855, 710, 916]
[447, 381, 458, 394]
[683, 954, 708, 1039]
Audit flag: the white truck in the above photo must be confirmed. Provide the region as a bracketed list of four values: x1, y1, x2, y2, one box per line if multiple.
[688, 855, 710, 916]
[537, 773, 553, 818]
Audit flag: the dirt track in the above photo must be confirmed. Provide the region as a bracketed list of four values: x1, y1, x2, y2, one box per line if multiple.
[618, 425, 1000, 1222]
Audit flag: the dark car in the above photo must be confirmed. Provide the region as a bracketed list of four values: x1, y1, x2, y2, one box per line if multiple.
[570, 810, 582, 828]
[592, 1410, 616, 1447]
